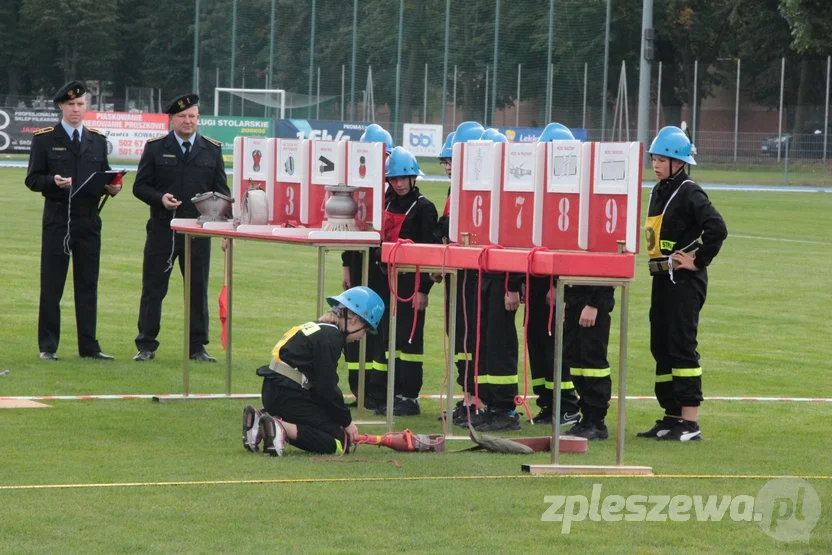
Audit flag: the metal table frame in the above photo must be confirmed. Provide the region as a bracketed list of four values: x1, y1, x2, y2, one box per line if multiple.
[383, 246, 652, 474]
[168, 224, 388, 427]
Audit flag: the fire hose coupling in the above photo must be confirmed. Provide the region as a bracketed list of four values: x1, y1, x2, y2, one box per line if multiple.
[191, 191, 234, 225]
[355, 430, 445, 452]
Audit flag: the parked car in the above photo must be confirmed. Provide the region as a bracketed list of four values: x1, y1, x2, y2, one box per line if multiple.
[761, 123, 831, 158]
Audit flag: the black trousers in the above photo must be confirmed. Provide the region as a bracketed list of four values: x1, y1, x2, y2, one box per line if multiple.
[526, 277, 580, 415]
[135, 218, 210, 355]
[470, 275, 519, 412]
[650, 273, 707, 414]
[345, 260, 425, 402]
[261, 376, 347, 455]
[446, 270, 479, 394]
[566, 303, 613, 423]
[38, 201, 102, 355]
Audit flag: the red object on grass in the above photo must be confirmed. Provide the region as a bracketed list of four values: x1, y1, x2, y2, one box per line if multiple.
[218, 285, 228, 350]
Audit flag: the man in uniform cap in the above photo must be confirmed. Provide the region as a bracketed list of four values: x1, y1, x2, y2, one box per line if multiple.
[132, 93, 230, 362]
[25, 80, 120, 361]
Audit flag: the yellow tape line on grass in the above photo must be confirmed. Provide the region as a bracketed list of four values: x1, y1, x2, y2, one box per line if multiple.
[1, 474, 831, 491]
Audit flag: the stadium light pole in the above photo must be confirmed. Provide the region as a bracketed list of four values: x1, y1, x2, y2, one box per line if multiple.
[600, 0, 611, 140]
[192, 0, 200, 93]
[491, 0, 500, 126]
[350, 0, 358, 121]
[636, 0, 654, 161]
[440, 0, 450, 133]
[268, 0, 276, 119]
[545, 0, 554, 122]
[230, 0, 237, 116]
[308, 0, 317, 119]
[393, 0, 404, 143]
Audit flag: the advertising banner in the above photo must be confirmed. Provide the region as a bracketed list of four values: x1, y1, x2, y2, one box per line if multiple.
[82, 111, 169, 160]
[199, 115, 273, 163]
[0, 107, 60, 153]
[274, 119, 367, 141]
[403, 123, 444, 156]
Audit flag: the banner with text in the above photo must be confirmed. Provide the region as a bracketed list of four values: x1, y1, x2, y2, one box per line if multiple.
[199, 116, 273, 163]
[82, 111, 169, 160]
[0, 107, 60, 153]
[274, 119, 368, 142]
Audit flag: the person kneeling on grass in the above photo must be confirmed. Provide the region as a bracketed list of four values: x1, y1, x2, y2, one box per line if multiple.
[241, 286, 385, 456]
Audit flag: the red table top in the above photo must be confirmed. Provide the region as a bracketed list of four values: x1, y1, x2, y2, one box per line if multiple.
[380, 243, 636, 279]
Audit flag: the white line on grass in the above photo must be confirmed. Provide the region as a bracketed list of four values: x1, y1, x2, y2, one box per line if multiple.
[2, 474, 831, 491]
[730, 234, 831, 246]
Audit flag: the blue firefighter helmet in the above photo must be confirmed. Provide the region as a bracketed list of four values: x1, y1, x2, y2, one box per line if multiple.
[360, 124, 395, 153]
[327, 286, 385, 332]
[479, 128, 508, 142]
[538, 122, 575, 142]
[438, 132, 455, 159]
[452, 121, 486, 144]
[648, 126, 697, 165]
[385, 146, 421, 178]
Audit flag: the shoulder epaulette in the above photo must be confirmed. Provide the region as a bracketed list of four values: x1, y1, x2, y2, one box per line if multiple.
[145, 135, 165, 143]
[88, 127, 105, 136]
[33, 127, 54, 135]
[203, 136, 222, 147]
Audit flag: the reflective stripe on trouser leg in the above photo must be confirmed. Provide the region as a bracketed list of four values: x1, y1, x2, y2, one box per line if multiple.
[394, 294, 425, 399]
[345, 331, 387, 404]
[477, 277, 519, 411]
[651, 276, 682, 417]
[567, 303, 614, 422]
[673, 367, 703, 408]
[526, 276, 553, 409]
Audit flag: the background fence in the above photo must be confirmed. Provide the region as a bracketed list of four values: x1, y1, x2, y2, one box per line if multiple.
[3, 0, 832, 181]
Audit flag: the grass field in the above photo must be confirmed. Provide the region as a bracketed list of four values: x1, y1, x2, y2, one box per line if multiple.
[1, 167, 831, 553]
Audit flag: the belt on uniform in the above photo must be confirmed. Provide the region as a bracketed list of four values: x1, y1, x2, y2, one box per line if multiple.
[648, 247, 699, 275]
[648, 259, 671, 274]
[269, 359, 313, 390]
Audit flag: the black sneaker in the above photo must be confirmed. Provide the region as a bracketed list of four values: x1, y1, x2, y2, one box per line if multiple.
[637, 416, 682, 438]
[531, 407, 553, 425]
[454, 407, 489, 428]
[393, 397, 421, 416]
[658, 420, 702, 442]
[560, 412, 580, 428]
[475, 410, 521, 432]
[567, 420, 609, 440]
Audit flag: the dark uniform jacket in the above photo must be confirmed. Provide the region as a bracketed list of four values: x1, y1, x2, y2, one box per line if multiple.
[647, 170, 728, 271]
[343, 184, 439, 295]
[25, 125, 111, 213]
[133, 132, 229, 219]
[258, 322, 351, 427]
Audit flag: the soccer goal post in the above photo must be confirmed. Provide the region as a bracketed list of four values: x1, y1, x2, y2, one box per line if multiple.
[214, 88, 286, 119]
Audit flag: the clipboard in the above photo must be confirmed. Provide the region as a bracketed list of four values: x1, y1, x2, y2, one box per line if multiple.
[71, 170, 128, 200]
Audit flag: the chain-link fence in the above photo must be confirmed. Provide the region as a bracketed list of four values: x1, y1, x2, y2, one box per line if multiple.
[3, 0, 832, 184]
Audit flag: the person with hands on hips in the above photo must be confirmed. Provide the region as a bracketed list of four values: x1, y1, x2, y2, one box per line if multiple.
[242, 286, 385, 456]
[638, 125, 727, 442]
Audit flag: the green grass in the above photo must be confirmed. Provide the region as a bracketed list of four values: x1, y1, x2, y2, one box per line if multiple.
[1, 167, 831, 553]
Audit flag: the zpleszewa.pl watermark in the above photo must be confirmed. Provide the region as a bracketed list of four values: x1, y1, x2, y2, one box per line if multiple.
[542, 478, 820, 541]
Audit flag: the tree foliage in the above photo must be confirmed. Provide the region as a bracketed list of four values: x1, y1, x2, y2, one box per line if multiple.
[1, 0, 829, 131]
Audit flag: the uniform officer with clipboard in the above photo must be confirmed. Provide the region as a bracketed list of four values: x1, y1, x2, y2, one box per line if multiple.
[25, 80, 122, 361]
